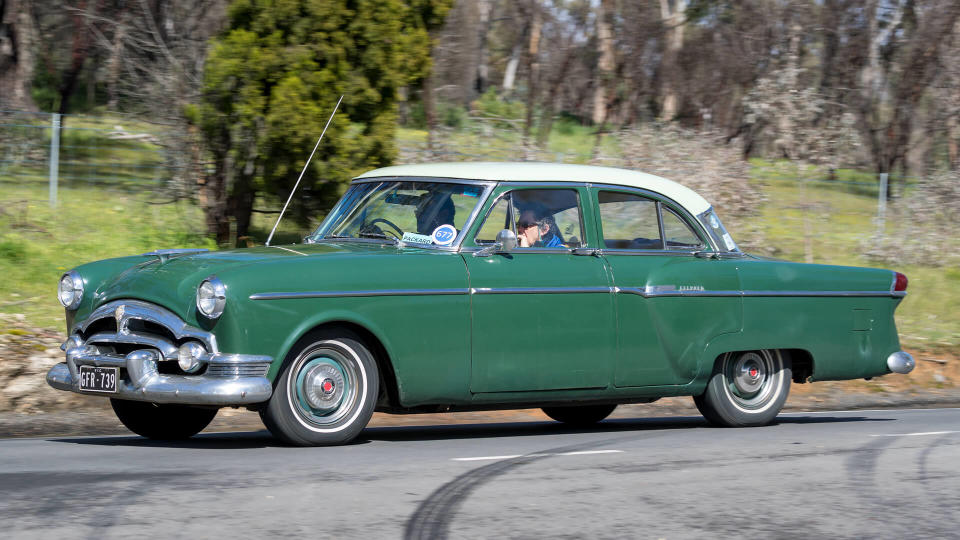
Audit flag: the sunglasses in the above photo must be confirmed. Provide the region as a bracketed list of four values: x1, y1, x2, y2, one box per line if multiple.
[517, 219, 540, 229]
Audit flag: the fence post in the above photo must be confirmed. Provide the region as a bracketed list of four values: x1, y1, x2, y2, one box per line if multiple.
[48, 113, 61, 208]
[876, 172, 888, 235]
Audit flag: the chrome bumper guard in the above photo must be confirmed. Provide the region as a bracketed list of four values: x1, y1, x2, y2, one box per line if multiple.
[47, 348, 273, 405]
[886, 351, 915, 375]
[45, 299, 273, 406]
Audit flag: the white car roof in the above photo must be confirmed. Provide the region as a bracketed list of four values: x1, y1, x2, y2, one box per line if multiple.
[355, 162, 712, 216]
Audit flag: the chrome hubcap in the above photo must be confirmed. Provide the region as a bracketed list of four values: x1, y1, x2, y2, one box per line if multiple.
[723, 350, 782, 410]
[289, 345, 360, 427]
[302, 362, 345, 411]
[732, 352, 766, 394]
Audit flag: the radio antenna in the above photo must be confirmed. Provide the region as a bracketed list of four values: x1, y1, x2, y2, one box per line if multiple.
[265, 95, 343, 246]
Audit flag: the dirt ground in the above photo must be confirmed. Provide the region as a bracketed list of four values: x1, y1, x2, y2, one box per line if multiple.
[2, 312, 957, 438]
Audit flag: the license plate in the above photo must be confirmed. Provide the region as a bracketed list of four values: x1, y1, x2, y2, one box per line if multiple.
[78, 365, 118, 393]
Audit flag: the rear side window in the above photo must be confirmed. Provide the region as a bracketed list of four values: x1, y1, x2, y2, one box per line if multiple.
[597, 191, 663, 249]
[662, 207, 705, 250]
[597, 190, 705, 251]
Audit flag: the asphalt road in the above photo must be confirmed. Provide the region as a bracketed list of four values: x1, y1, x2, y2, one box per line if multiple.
[1, 408, 958, 539]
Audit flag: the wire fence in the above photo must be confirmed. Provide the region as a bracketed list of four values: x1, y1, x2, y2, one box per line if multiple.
[0, 110, 175, 205]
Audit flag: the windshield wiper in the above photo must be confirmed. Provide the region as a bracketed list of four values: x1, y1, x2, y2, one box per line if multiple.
[358, 231, 399, 245]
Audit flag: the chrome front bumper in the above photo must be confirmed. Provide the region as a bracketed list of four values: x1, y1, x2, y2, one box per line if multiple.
[46, 299, 273, 406]
[47, 348, 273, 405]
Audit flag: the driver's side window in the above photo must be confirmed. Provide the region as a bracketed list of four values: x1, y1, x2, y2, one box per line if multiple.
[474, 188, 584, 248]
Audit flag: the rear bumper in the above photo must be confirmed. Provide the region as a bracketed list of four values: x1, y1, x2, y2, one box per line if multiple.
[46, 347, 273, 406]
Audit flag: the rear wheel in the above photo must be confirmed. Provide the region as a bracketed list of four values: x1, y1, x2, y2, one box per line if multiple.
[110, 399, 218, 440]
[542, 404, 617, 426]
[260, 329, 378, 446]
[694, 350, 791, 427]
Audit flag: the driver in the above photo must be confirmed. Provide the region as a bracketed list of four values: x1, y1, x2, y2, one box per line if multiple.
[415, 192, 455, 235]
[516, 208, 564, 248]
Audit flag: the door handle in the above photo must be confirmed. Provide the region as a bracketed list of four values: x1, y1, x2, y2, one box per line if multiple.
[572, 248, 600, 256]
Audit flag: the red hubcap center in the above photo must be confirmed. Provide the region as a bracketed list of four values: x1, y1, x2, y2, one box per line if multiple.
[749, 367, 759, 378]
[321, 379, 335, 393]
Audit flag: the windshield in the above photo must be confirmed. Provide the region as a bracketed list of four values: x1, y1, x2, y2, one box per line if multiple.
[310, 180, 488, 247]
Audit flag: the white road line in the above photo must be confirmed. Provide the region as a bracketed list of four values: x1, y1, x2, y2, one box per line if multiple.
[870, 431, 960, 437]
[452, 450, 624, 462]
[558, 450, 624, 456]
[781, 407, 959, 415]
[452, 454, 523, 462]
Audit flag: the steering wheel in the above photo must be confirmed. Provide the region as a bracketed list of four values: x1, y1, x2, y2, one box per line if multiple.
[365, 218, 404, 239]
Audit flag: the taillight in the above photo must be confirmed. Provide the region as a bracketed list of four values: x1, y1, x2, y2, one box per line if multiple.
[893, 272, 908, 292]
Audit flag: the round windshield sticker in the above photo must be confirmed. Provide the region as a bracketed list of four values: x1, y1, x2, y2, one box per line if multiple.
[431, 224, 457, 246]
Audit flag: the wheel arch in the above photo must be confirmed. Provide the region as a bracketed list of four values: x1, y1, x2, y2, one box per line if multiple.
[273, 315, 402, 410]
[703, 347, 812, 381]
[782, 348, 815, 383]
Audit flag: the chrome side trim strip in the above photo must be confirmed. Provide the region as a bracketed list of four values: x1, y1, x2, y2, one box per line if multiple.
[253, 287, 907, 301]
[599, 249, 698, 257]
[617, 287, 907, 298]
[470, 287, 613, 295]
[743, 290, 907, 298]
[250, 288, 471, 300]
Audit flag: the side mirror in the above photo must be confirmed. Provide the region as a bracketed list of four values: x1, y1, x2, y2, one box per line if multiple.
[473, 229, 518, 257]
[496, 229, 517, 252]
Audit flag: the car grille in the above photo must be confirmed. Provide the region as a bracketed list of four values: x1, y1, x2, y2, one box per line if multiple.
[72, 300, 270, 378]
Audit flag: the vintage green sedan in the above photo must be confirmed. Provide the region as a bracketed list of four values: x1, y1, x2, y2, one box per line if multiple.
[47, 162, 914, 445]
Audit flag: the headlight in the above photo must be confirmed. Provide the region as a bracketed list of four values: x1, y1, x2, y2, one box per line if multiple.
[58, 270, 84, 309]
[196, 276, 226, 319]
[178, 341, 206, 373]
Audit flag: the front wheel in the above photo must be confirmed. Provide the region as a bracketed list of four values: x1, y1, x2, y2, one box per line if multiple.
[260, 330, 379, 446]
[542, 404, 617, 426]
[694, 350, 791, 427]
[111, 399, 218, 440]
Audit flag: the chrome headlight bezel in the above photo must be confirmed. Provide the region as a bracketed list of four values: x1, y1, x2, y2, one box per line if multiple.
[58, 270, 84, 310]
[196, 276, 227, 319]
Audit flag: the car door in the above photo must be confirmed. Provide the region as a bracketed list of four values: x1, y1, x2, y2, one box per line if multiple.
[593, 187, 742, 387]
[462, 185, 616, 393]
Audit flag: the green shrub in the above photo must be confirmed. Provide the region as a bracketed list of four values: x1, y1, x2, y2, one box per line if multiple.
[470, 89, 525, 129]
[441, 103, 468, 128]
[0, 237, 28, 263]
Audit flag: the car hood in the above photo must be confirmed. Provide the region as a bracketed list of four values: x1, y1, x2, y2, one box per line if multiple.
[90, 242, 408, 319]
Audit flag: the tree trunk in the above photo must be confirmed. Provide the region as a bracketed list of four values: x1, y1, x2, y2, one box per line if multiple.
[537, 39, 576, 148]
[948, 113, 959, 171]
[230, 176, 256, 244]
[0, 0, 38, 111]
[203, 150, 231, 245]
[58, 1, 97, 115]
[106, 9, 127, 111]
[658, 0, 687, 122]
[501, 43, 522, 96]
[523, 4, 542, 142]
[474, 0, 492, 98]
[423, 68, 436, 155]
[592, 0, 615, 126]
